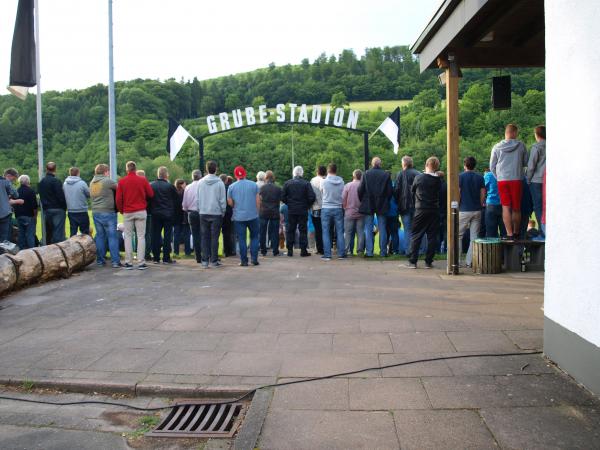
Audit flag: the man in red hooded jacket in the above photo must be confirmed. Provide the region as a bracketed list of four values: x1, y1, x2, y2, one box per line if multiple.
[116, 161, 154, 270]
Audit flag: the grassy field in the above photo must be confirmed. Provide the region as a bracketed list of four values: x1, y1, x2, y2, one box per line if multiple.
[347, 99, 412, 112]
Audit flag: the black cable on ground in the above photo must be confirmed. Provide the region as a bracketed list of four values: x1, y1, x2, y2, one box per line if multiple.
[0, 351, 543, 411]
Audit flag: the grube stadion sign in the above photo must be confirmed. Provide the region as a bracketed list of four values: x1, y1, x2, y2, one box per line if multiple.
[206, 103, 360, 134]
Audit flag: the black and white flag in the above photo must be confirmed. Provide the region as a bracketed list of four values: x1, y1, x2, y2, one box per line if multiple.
[375, 107, 400, 154]
[167, 118, 193, 161]
[8, 0, 36, 100]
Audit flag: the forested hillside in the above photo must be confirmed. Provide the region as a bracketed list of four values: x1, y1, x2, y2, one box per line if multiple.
[0, 45, 545, 183]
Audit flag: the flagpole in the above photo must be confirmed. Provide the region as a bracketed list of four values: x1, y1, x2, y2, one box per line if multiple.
[34, 0, 46, 245]
[108, 0, 117, 180]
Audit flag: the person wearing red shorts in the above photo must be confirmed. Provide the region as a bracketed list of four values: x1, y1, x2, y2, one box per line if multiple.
[490, 124, 528, 240]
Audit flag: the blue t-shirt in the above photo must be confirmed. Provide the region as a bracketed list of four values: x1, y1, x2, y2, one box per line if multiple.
[227, 179, 258, 222]
[459, 171, 485, 212]
[484, 171, 500, 206]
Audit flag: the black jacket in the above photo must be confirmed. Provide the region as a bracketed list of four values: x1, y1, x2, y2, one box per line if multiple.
[282, 177, 316, 215]
[394, 168, 420, 215]
[14, 185, 38, 217]
[38, 173, 67, 210]
[412, 173, 441, 210]
[150, 179, 179, 219]
[357, 168, 393, 215]
[259, 182, 282, 219]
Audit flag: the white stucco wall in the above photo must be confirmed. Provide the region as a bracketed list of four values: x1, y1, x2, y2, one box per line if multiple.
[545, 1, 600, 347]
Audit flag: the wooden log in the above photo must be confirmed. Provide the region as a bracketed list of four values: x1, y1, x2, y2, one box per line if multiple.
[69, 234, 96, 266]
[6, 249, 43, 288]
[472, 238, 502, 274]
[56, 239, 86, 274]
[33, 245, 69, 282]
[0, 255, 17, 294]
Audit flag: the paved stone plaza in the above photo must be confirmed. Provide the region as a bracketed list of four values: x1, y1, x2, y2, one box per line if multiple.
[0, 256, 598, 449]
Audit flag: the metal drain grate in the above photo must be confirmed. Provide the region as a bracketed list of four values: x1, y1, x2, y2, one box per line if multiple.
[147, 400, 247, 438]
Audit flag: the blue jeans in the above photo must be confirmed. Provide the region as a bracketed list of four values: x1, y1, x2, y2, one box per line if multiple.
[364, 214, 387, 257]
[400, 210, 414, 256]
[344, 216, 365, 255]
[529, 182, 544, 236]
[173, 223, 192, 255]
[45, 208, 66, 244]
[0, 215, 12, 242]
[234, 218, 260, 264]
[485, 204, 506, 238]
[17, 216, 36, 249]
[93, 212, 120, 265]
[260, 217, 280, 255]
[68, 211, 90, 237]
[322, 208, 345, 258]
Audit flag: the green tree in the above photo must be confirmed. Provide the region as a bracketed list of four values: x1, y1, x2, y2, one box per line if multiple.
[331, 91, 349, 109]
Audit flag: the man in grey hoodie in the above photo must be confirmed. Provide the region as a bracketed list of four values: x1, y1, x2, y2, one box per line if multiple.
[320, 163, 346, 260]
[527, 125, 546, 237]
[490, 124, 528, 239]
[63, 167, 90, 236]
[197, 160, 226, 267]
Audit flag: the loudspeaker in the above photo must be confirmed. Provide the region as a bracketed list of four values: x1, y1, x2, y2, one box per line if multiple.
[492, 76, 511, 110]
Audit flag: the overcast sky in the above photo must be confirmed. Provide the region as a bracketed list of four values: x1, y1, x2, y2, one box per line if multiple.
[1, 0, 441, 93]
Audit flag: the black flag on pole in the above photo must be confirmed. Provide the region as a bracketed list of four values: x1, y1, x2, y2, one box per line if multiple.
[167, 118, 192, 161]
[8, 0, 36, 99]
[375, 107, 401, 154]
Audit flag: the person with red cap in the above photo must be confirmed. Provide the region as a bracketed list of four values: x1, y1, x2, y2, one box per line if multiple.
[227, 166, 261, 266]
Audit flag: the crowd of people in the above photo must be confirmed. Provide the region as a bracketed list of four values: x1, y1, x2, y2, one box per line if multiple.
[0, 122, 545, 270]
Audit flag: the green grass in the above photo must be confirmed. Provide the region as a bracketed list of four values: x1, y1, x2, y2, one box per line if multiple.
[347, 99, 411, 112]
[126, 415, 160, 440]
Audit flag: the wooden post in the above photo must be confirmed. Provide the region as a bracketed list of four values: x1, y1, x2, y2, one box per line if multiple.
[445, 66, 460, 275]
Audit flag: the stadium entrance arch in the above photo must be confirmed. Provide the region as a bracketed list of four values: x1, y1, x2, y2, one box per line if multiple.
[197, 102, 371, 173]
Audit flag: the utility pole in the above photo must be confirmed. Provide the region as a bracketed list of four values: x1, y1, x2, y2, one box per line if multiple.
[34, 0, 46, 244]
[108, 0, 117, 180]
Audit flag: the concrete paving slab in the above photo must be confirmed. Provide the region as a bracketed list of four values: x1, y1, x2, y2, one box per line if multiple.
[156, 316, 212, 331]
[394, 410, 497, 450]
[0, 423, 127, 450]
[161, 331, 225, 351]
[256, 318, 309, 333]
[216, 333, 279, 353]
[86, 348, 166, 373]
[445, 353, 554, 376]
[423, 374, 600, 409]
[280, 353, 381, 378]
[505, 329, 544, 350]
[150, 349, 223, 375]
[206, 317, 260, 333]
[259, 410, 400, 450]
[390, 332, 456, 353]
[307, 318, 361, 333]
[349, 378, 431, 410]
[271, 378, 349, 410]
[211, 352, 282, 377]
[446, 330, 519, 352]
[481, 406, 600, 450]
[379, 353, 453, 377]
[275, 333, 332, 353]
[359, 318, 414, 333]
[333, 333, 393, 354]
